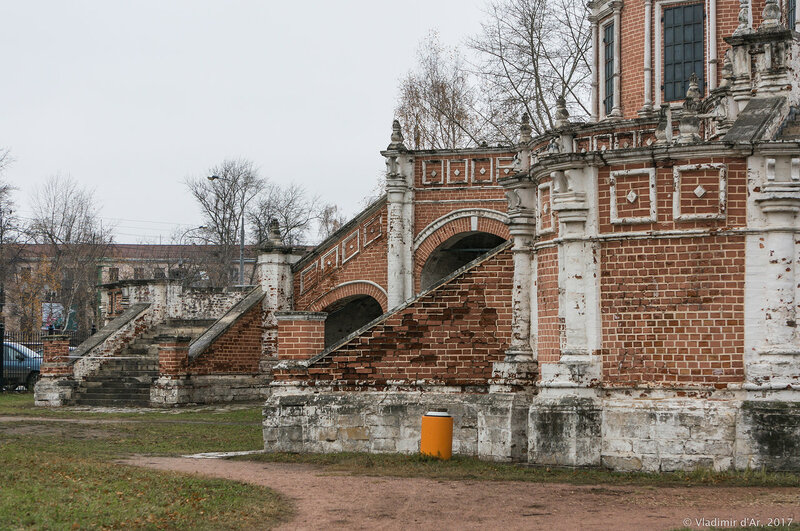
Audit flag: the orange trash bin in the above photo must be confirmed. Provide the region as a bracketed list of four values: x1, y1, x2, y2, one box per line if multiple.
[420, 410, 453, 460]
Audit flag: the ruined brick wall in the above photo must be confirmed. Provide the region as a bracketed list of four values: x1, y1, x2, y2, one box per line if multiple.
[294, 202, 389, 312]
[600, 236, 745, 387]
[275, 247, 513, 390]
[189, 303, 262, 374]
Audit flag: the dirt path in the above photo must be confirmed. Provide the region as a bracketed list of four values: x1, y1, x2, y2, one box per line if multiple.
[125, 456, 800, 530]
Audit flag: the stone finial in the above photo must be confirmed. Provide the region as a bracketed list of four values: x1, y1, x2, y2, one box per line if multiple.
[677, 74, 702, 144]
[267, 218, 282, 246]
[760, 0, 781, 30]
[387, 120, 407, 151]
[733, 0, 753, 35]
[520, 113, 532, 144]
[554, 96, 570, 128]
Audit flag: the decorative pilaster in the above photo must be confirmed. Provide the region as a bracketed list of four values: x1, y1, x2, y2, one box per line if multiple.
[589, 15, 600, 122]
[609, 1, 623, 118]
[382, 121, 414, 309]
[745, 155, 800, 391]
[503, 184, 537, 362]
[639, 0, 654, 116]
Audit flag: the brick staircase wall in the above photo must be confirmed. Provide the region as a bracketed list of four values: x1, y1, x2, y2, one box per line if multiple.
[275, 246, 513, 390]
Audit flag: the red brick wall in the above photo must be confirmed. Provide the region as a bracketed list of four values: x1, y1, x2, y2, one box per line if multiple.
[600, 236, 745, 387]
[276, 317, 325, 360]
[188, 303, 263, 375]
[158, 338, 190, 377]
[275, 247, 514, 390]
[536, 247, 561, 364]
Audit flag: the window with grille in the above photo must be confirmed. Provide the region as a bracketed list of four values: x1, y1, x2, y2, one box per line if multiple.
[603, 22, 614, 116]
[663, 3, 704, 101]
[789, 0, 796, 29]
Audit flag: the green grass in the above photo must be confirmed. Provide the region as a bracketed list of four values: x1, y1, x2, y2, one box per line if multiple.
[0, 393, 290, 530]
[237, 451, 800, 488]
[0, 392, 263, 423]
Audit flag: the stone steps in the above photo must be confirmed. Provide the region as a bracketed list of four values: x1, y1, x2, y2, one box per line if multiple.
[71, 318, 215, 407]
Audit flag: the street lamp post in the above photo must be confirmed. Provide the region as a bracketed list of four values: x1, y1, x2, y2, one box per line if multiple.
[207, 175, 247, 286]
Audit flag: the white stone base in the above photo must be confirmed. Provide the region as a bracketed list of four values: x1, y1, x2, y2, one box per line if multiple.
[262, 387, 800, 471]
[150, 374, 271, 406]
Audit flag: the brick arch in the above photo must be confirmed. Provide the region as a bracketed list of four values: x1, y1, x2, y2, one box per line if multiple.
[413, 213, 510, 293]
[306, 281, 389, 314]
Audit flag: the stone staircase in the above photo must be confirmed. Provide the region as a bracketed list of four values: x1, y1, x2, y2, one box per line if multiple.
[72, 319, 215, 407]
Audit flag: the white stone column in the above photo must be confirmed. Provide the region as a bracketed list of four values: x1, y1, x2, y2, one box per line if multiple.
[640, 0, 654, 115]
[383, 121, 414, 309]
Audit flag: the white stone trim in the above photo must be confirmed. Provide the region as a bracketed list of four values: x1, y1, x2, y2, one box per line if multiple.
[330, 280, 388, 299]
[537, 182, 555, 235]
[363, 215, 382, 247]
[421, 160, 443, 185]
[672, 163, 727, 221]
[447, 159, 469, 184]
[320, 247, 338, 273]
[341, 230, 360, 264]
[654, 0, 709, 107]
[412, 208, 509, 251]
[496, 157, 516, 180]
[609, 168, 658, 224]
[299, 263, 317, 294]
[471, 157, 494, 183]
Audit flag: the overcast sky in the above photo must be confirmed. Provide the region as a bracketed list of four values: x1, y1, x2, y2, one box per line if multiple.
[2, 0, 485, 244]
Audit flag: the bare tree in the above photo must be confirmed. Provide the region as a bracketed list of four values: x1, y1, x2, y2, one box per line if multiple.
[185, 158, 265, 286]
[317, 204, 347, 241]
[26, 175, 113, 333]
[395, 32, 485, 150]
[469, 0, 592, 138]
[248, 182, 318, 246]
[0, 154, 27, 325]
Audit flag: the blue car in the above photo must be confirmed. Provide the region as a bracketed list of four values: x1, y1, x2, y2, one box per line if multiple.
[2, 342, 42, 391]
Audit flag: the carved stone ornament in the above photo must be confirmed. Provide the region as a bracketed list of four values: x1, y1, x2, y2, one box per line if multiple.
[505, 189, 522, 211]
[733, 0, 753, 35]
[677, 74, 702, 144]
[555, 96, 570, 129]
[761, 0, 781, 30]
[519, 113, 532, 144]
[387, 120, 407, 151]
[654, 104, 670, 144]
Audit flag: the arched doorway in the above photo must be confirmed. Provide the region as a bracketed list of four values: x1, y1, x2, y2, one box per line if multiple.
[419, 232, 507, 291]
[323, 295, 384, 347]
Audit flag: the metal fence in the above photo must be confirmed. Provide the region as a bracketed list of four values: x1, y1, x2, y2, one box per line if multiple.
[1, 325, 94, 391]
